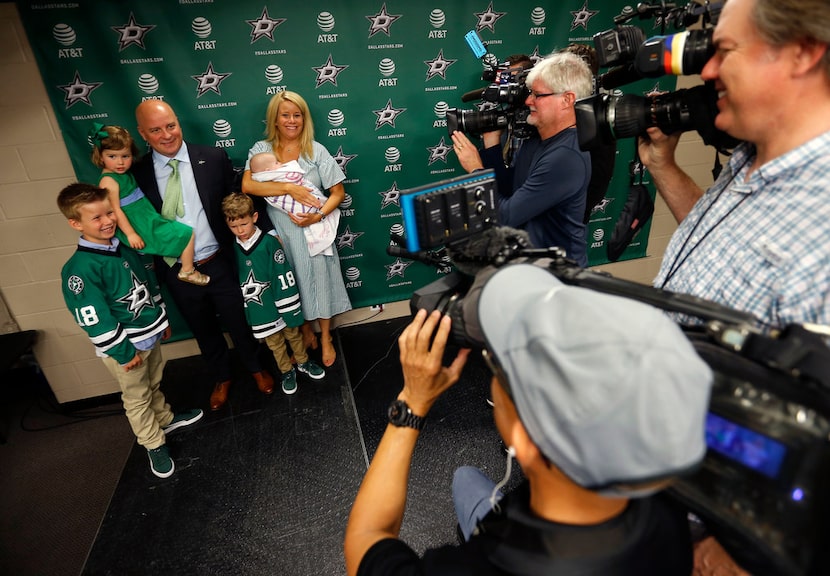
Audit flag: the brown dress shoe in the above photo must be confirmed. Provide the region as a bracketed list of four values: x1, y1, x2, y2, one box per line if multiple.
[253, 371, 274, 395]
[210, 380, 231, 410]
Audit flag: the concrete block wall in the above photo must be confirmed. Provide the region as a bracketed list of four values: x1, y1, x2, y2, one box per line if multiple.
[0, 4, 716, 403]
[0, 4, 199, 403]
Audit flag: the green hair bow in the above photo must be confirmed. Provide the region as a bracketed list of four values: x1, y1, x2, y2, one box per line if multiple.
[88, 122, 109, 148]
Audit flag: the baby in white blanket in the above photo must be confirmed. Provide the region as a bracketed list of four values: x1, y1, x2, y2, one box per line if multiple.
[249, 152, 339, 257]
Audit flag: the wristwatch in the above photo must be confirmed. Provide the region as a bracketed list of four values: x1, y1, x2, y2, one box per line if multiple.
[387, 399, 425, 431]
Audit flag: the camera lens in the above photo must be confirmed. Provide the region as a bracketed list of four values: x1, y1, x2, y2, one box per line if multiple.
[481, 84, 530, 106]
[446, 108, 510, 136]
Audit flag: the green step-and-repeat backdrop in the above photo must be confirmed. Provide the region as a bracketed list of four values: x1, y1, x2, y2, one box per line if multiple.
[19, 0, 667, 309]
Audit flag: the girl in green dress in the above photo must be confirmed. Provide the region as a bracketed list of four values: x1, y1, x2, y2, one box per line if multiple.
[90, 124, 209, 286]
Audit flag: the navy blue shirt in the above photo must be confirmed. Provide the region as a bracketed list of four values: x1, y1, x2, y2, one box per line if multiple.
[481, 128, 589, 267]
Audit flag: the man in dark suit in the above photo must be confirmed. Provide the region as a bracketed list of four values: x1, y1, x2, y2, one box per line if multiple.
[133, 100, 273, 410]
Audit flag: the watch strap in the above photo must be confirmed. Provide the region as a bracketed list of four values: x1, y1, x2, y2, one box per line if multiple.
[388, 399, 425, 430]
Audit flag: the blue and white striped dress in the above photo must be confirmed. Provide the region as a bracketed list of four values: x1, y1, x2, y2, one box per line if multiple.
[246, 139, 352, 321]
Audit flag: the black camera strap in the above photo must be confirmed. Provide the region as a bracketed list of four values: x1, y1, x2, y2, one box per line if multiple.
[658, 155, 752, 289]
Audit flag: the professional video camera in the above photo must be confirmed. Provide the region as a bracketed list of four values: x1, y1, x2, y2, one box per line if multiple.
[446, 65, 533, 138]
[575, 0, 739, 152]
[445, 31, 536, 141]
[389, 170, 830, 576]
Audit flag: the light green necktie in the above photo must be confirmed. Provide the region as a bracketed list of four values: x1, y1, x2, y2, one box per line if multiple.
[161, 159, 183, 266]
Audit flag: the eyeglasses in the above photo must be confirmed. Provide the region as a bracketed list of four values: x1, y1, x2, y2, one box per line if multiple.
[528, 90, 557, 100]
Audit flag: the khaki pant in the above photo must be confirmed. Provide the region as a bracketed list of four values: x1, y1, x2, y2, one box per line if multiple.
[264, 326, 308, 373]
[102, 343, 173, 450]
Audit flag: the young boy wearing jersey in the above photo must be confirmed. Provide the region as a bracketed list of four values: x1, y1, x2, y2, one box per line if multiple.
[221, 193, 325, 395]
[58, 183, 203, 478]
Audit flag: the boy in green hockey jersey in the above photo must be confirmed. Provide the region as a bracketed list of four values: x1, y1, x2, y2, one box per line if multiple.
[58, 183, 202, 479]
[221, 193, 325, 395]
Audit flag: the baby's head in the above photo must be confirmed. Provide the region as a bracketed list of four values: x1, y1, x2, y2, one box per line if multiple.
[250, 152, 280, 174]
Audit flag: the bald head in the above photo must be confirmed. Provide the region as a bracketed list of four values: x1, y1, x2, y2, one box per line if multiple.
[135, 100, 183, 158]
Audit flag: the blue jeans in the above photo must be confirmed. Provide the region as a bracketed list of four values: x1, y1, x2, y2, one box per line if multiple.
[452, 466, 503, 541]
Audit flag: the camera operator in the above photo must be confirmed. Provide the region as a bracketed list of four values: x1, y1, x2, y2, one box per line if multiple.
[344, 263, 713, 576]
[452, 52, 593, 267]
[638, 0, 830, 332]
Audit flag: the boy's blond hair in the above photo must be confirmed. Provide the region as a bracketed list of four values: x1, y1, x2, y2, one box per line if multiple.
[221, 193, 256, 222]
[57, 182, 109, 221]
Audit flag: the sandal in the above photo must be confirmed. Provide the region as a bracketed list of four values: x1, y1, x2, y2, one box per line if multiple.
[178, 268, 210, 286]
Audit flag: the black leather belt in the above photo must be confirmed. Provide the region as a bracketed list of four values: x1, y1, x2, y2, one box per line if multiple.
[194, 249, 220, 267]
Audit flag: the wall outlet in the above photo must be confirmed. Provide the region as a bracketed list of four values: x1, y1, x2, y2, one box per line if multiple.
[370, 305, 383, 312]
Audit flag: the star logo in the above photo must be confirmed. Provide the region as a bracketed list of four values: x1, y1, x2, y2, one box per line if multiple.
[366, 3, 402, 38]
[379, 182, 401, 210]
[424, 49, 457, 81]
[240, 269, 271, 307]
[571, 1, 599, 31]
[192, 62, 232, 97]
[312, 54, 349, 88]
[116, 271, 154, 320]
[427, 137, 452, 165]
[58, 71, 103, 108]
[337, 226, 365, 250]
[246, 7, 286, 43]
[332, 146, 358, 176]
[373, 99, 406, 130]
[474, 2, 507, 33]
[591, 197, 614, 214]
[646, 81, 665, 95]
[529, 46, 543, 65]
[385, 257, 413, 280]
[111, 12, 156, 51]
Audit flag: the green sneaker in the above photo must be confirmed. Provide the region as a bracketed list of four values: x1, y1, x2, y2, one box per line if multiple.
[148, 445, 174, 478]
[281, 368, 298, 395]
[162, 408, 204, 435]
[296, 360, 325, 380]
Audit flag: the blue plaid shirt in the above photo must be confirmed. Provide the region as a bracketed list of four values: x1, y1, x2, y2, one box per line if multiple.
[655, 131, 830, 332]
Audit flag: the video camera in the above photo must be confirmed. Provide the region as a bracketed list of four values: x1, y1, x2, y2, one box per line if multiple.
[575, 0, 739, 152]
[389, 170, 830, 576]
[445, 30, 536, 141]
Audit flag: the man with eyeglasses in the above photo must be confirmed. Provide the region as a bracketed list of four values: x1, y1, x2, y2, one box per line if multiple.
[344, 263, 713, 575]
[452, 52, 592, 267]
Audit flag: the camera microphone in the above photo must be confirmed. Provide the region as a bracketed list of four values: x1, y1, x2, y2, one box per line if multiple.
[460, 86, 487, 103]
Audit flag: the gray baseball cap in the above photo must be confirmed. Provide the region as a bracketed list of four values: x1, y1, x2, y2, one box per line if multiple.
[478, 263, 712, 492]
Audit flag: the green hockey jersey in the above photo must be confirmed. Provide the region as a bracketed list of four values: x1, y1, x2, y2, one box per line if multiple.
[61, 242, 168, 365]
[234, 230, 303, 339]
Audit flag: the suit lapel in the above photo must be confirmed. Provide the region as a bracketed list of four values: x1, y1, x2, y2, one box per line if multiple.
[188, 145, 214, 222]
[134, 156, 163, 212]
